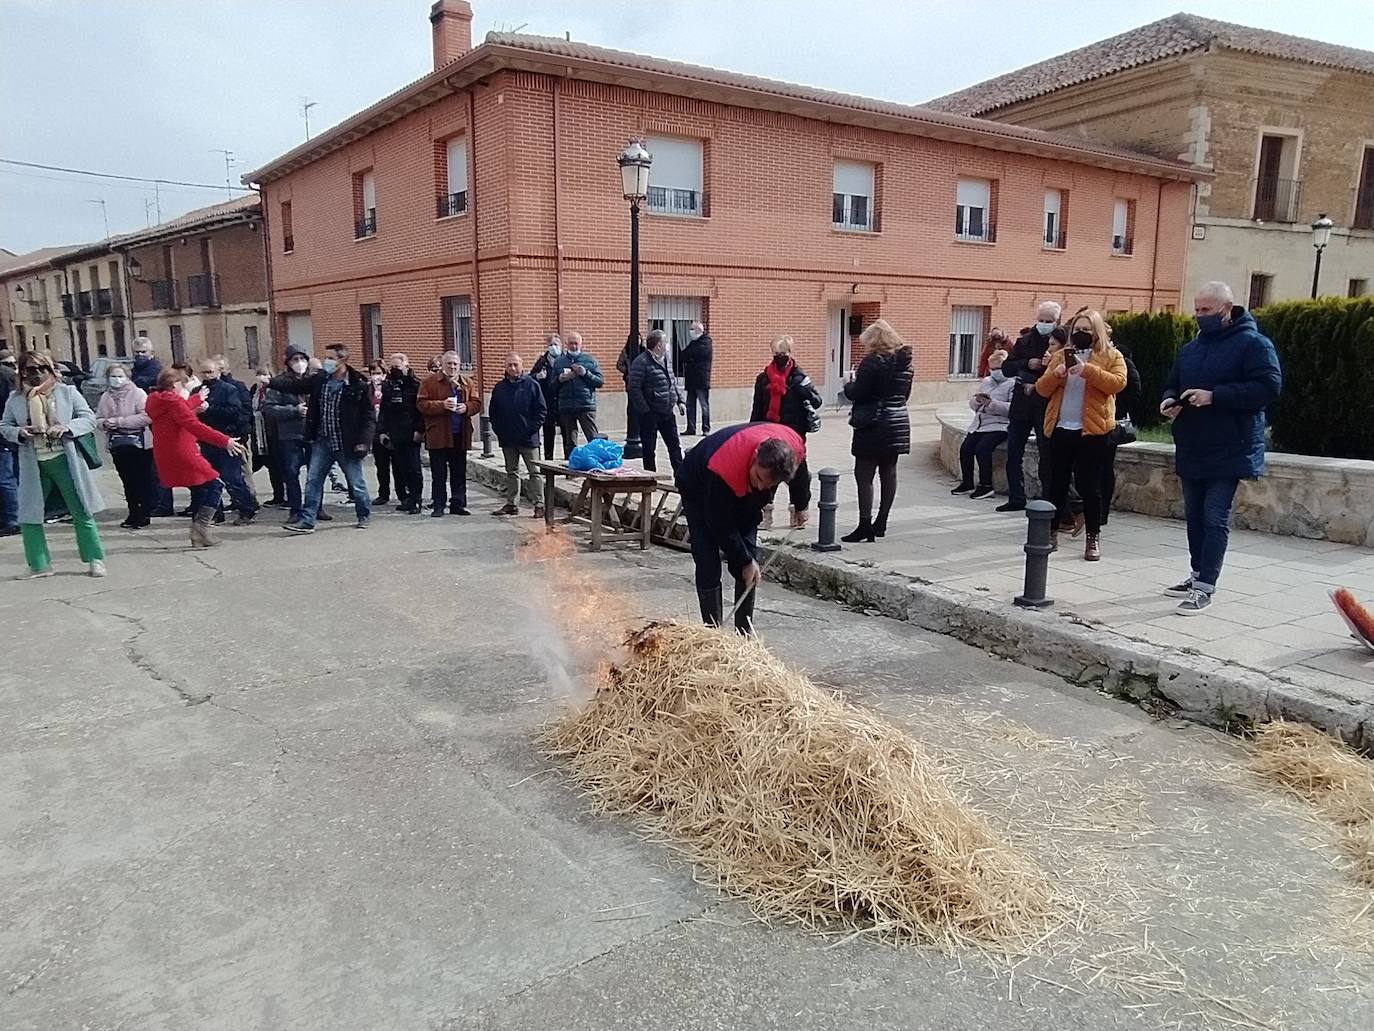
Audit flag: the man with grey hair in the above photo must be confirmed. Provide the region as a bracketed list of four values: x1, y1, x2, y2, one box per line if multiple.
[1160, 281, 1281, 615]
[679, 319, 713, 435]
[999, 300, 1062, 512]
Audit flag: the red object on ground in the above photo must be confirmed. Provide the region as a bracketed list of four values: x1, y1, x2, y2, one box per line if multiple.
[1331, 588, 1374, 652]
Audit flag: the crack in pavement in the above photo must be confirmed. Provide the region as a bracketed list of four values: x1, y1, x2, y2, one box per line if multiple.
[50, 598, 211, 706]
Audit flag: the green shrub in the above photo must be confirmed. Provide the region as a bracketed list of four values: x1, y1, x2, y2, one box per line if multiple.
[1107, 311, 1197, 428]
[1258, 297, 1374, 460]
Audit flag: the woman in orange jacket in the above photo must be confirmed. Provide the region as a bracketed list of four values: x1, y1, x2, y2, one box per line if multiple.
[1036, 309, 1126, 561]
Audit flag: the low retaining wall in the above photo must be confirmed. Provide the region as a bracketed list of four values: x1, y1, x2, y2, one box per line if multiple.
[937, 405, 1374, 546]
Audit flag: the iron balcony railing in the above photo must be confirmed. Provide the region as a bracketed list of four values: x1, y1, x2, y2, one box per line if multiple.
[437, 191, 467, 218]
[186, 273, 220, 308]
[96, 287, 114, 315]
[1253, 177, 1302, 223]
[354, 211, 377, 239]
[1112, 234, 1135, 256]
[77, 290, 94, 316]
[646, 185, 705, 217]
[150, 279, 179, 310]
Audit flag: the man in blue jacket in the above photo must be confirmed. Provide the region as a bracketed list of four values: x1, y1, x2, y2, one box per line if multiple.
[489, 352, 547, 517]
[1161, 281, 1282, 616]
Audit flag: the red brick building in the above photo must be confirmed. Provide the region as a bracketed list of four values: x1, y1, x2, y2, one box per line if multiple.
[244, 1, 1198, 415]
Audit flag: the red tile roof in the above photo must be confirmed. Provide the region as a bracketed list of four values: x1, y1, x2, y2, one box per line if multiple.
[926, 12, 1374, 117]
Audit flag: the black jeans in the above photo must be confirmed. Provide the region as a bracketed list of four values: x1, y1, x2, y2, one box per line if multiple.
[686, 388, 710, 433]
[1004, 417, 1049, 504]
[429, 447, 468, 511]
[959, 430, 1007, 488]
[854, 456, 898, 524]
[638, 412, 683, 473]
[1048, 428, 1110, 535]
[111, 446, 154, 524]
[558, 411, 600, 459]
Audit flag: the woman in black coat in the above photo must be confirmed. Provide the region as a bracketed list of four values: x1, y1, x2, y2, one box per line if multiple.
[841, 319, 914, 542]
[749, 334, 822, 527]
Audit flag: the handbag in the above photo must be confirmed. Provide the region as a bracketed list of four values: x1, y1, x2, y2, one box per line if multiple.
[1109, 417, 1137, 446]
[74, 432, 103, 469]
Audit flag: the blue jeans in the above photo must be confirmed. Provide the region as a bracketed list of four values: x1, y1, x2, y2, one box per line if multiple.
[278, 438, 310, 519]
[299, 442, 370, 527]
[1180, 476, 1240, 595]
[0, 447, 17, 528]
[203, 444, 258, 519]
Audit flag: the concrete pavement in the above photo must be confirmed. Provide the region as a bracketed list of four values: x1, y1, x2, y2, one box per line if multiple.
[2, 468, 1372, 1030]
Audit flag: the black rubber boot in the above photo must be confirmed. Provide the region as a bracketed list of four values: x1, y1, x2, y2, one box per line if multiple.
[733, 579, 757, 636]
[698, 586, 724, 628]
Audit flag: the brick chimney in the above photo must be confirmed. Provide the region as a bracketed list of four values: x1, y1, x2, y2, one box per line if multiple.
[430, 0, 473, 69]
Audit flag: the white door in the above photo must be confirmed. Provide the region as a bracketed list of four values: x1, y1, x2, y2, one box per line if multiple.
[286, 312, 313, 354]
[827, 305, 850, 402]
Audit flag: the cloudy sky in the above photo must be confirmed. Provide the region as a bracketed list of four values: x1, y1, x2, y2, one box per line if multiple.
[3, 0, 1371, 254]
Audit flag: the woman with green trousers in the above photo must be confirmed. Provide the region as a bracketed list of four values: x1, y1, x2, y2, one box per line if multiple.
[0, 351, 107, 578]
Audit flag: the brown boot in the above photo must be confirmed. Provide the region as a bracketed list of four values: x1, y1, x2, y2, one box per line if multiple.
[1084, 532, 1101, 562]
[191, 506, 218, 549]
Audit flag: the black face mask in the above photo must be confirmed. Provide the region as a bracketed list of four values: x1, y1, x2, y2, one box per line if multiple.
[1070, 331, 1093, 350]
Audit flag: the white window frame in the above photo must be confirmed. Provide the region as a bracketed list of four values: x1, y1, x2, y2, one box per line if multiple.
[832, 160, 875, 232]
[644, 136, 704, 218]
[955, 178, 992, 242]
[1044, 188, 1064, 248]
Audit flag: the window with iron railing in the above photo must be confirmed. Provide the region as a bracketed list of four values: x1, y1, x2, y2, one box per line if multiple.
[95, 288, 114, 315]
[646, 185, 704, 217]
[1253, 177, 1302, 223]
[186, 273, 220, 308]
[150, 279, 179, 310]
[436, 191, 467, 218]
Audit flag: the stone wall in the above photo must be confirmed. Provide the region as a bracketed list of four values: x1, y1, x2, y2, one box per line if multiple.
[937, 406, 1374, 546]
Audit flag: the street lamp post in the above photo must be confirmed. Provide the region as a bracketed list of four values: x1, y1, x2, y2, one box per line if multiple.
[618, 140, 652, 459]
[1311, 213, 1334, 299]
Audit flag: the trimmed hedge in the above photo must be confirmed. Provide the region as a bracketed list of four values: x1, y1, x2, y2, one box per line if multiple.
[1107, 311, 1196, 429]
[1257, 298, 1374, 460]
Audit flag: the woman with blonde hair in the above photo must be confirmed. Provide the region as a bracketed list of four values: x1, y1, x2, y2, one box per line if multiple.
[841, 319, 914, 542]
[1035, 308, 1127, 560]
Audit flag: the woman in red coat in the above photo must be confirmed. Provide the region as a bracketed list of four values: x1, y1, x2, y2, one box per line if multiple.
[145, 368, 248, 549]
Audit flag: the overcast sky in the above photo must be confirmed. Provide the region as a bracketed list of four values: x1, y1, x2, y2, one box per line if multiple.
[2, 0, 1371, 254]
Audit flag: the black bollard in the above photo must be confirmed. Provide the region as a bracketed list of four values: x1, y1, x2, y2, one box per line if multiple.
[479, 415, 495, 460]
[1014, 500, 1056, 608]
[812, 467, 842, 552]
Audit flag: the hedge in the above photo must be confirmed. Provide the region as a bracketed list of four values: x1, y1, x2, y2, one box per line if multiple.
[1107, 311, 1196, 429]
[1257, 297, 1374, 460]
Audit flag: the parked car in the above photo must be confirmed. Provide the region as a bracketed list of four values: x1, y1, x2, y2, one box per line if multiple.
[80, 357, 116, 406]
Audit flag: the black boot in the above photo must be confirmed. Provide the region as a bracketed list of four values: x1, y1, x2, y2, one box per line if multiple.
[841, 519, 874, 543]
[733, 579, 757, 636]
[698, 586, 724, 627]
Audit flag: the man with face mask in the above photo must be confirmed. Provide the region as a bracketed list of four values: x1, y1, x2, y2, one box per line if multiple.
[529, 333, 562, 461]
[1159, 281, 1281, 616]
[627, 328, 686, 474]
[999, 300, 1062, 513]
[377, 352, 424, 513]
[679, 320, 713, 436]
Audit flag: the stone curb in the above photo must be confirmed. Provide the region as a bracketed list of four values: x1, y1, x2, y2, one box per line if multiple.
[467, 454, 1372, 752]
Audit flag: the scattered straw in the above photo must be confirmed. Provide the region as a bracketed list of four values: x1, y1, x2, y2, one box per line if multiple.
[1251, 721, 1374, 889]
[543, 621, 1059, 947]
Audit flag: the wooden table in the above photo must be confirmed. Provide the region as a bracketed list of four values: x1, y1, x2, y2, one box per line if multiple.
[535, 462, 664, 551]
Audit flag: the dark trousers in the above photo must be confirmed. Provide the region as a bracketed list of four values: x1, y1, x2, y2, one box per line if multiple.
[542, 415, 558, 461]
[686, 388, 710, 434]
[429, 447, 468, 511]
[111, 446, 154, 524]
[203, 444, 258, 519]
[1005, 417, 1049, 504]
[1047, 428, 1110, 536]
[558, 411, 600, 459]
[638, 412, 683, 473]
[1181, 477, 1240, 594]
[959, 430, 1007, 488]
[854, 456, 898, 524]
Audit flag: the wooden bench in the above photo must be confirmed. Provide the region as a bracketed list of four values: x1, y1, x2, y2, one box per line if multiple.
[536, 462, 665, 551]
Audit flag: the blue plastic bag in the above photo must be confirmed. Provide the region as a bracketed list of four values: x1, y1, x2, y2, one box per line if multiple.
[567, 438, 624, 471]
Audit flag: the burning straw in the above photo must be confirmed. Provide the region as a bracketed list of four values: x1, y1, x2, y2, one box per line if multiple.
[1251, 721, 1374, 888]
[544, 621, 1059, 947]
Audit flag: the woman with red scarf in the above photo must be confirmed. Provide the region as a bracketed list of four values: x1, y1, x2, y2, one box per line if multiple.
[749, 334, 822, 527]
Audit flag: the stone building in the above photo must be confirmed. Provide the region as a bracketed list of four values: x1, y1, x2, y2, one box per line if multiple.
[243, 1, 1197, 415]
[927, 13, 1374, 306]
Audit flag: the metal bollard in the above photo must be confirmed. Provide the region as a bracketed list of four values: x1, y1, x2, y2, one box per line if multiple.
[479, 415, 495, 459]
[812, 467, 842, 552]
[1014, 500, 1057, 608]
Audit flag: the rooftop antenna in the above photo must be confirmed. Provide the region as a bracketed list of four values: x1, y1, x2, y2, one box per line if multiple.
[210, 148, 241, 198]
[300, 96, 319, 140]
[87, 198, 110, 238]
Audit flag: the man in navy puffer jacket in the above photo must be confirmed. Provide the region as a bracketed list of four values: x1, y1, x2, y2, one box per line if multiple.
[1160, 281, 1282, 616]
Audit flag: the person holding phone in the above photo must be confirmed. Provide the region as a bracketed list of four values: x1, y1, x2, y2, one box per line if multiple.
[1159, 281, 1282, 616]
[1035, 310, 1127, 561]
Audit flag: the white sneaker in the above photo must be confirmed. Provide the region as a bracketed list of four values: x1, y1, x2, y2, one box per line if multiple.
[88, 560, 107, 578]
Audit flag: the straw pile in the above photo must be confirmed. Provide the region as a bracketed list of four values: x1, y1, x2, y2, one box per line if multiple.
[1251, 721, 1374, 888]
[544, 621, 1058, 946]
